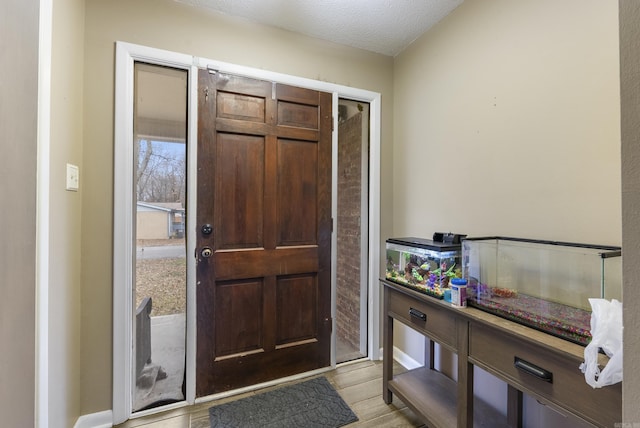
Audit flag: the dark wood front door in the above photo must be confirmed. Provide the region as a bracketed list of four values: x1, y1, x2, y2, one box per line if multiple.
[196, 69, 333, 396]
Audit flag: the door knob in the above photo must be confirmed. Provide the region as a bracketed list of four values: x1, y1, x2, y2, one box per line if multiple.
[201, 247, 213, 258]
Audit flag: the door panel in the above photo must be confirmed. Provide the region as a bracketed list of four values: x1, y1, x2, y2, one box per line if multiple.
[276, 274, 318, 346]
[214, 279, 263, 357]
[278, 139, 317, 246]
[216, 133, 264, 249]
[196, 69, 332, 396]
[217, 92, 266, 122]
[213, 247, 319, 281]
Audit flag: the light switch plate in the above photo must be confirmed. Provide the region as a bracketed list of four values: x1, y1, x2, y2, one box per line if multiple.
[66, 163, 79, 191]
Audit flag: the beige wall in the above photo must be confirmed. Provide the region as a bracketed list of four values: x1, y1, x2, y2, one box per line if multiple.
[81, 0, 394, 414]
[393, 0, 620, 244]
[49, 0, 85, 425]
[392, 0, 624, 424]
[0, 0, 39, 426]
[619, 0, 640, 422]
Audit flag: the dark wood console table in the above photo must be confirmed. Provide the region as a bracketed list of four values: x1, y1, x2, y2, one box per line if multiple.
[382, 279, 621, 428]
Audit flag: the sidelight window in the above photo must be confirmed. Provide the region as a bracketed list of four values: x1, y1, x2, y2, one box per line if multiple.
[132, 62, 188, 412]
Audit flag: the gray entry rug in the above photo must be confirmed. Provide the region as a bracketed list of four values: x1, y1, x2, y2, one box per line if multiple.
[208, 376, 358, 428]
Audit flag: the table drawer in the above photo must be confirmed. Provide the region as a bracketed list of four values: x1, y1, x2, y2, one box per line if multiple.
[388, 286, 457, 349]
[469, 322, 621, 427]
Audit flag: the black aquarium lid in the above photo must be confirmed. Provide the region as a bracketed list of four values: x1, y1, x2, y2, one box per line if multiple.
[386, 237, 461, 252]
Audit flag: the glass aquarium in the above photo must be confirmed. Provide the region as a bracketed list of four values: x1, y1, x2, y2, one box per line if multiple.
[462, 237, 622, 345]
[385, 237, 463, 299]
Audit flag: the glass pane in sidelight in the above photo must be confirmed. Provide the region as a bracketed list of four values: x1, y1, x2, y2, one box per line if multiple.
[133, 62, 187, 412]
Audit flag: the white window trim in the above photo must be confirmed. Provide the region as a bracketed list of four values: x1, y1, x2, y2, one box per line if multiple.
[113, 42, 197, 424]
[113, 41, 381, 424]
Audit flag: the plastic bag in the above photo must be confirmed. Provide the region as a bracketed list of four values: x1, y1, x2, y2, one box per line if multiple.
[579, 298, 623, 388]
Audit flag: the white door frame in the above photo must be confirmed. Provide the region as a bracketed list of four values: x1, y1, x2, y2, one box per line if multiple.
[37, 0, 53, 426]
[113, 41, 381, 424]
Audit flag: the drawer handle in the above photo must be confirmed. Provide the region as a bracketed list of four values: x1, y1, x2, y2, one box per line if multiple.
[409, 307, 426, 322]
[514, 357, 553, 383]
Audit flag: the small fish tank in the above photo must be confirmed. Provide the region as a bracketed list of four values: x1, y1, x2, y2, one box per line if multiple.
[385, 235, 464, 299]
[462, 237, 622, 345]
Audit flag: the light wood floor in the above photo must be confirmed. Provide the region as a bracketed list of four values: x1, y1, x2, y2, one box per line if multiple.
[115, 360, 425, 428]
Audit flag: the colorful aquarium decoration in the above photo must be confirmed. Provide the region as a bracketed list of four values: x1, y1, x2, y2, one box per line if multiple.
[386, 237, 463, 299]
[462, 237, 622, 346]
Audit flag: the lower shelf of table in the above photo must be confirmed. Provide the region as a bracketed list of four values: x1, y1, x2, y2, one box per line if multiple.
[387, 367, 511, 428]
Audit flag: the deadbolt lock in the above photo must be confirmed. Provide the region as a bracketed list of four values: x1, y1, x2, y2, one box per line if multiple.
[201, 224, 213, 235]
[201, 247, 213, 258]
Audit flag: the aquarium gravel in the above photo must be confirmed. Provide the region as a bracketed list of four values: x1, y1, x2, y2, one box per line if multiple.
[468, 287, 592, 345]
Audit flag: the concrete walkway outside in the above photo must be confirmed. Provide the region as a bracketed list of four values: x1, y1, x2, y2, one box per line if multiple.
[134, 313, 185, 411]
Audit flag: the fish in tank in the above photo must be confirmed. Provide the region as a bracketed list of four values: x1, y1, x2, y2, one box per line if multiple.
[386, 237, 463, 299]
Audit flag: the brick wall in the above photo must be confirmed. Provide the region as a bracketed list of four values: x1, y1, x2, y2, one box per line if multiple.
[336, 111, 364, 351]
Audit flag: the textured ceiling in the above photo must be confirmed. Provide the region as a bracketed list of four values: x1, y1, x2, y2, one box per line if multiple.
[175, 0, 464, 57]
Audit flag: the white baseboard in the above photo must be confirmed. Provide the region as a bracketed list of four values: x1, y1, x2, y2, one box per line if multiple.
[392, 346, 422, 370]
[74, 410, 113, 428]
